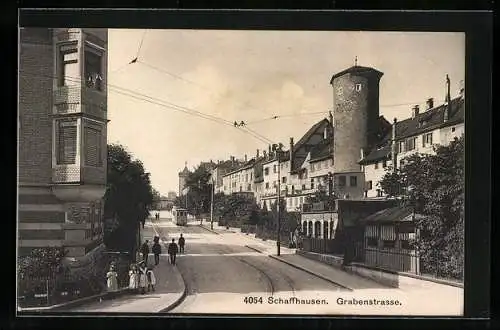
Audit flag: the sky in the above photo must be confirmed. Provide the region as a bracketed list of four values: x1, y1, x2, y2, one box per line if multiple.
[106, 30, 465, 196]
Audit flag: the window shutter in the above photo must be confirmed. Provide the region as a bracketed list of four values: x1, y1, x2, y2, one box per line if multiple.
[58, 124, 77, 164]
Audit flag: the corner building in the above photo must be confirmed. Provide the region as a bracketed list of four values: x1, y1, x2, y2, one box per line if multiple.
[18, 28, 108, 257]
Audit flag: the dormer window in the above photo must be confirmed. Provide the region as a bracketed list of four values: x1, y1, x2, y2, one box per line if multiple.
[355, 83, 362, 92]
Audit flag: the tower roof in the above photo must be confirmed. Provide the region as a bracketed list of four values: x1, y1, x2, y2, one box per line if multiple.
[330, 65, 384, 84]
[179, 161, 190, 175]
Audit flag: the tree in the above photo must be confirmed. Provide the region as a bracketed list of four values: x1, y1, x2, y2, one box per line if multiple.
[379, 135, 465, 279]
[104, 144, 155, 255]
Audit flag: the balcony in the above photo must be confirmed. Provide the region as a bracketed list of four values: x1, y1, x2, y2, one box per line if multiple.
[53, 86, 107, 120]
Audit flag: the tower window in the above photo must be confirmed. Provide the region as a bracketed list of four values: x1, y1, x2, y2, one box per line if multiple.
[355, 83, 362, 92]
[338, 176, 346, 187]
[350, 176, 357, 187]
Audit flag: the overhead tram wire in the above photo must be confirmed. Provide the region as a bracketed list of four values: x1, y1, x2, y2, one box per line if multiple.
[19, 70, 274, 145]
[109, 29, 148, 76]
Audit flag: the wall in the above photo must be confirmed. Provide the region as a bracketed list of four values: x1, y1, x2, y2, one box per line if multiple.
[332, 73, 375, 173]
[19, 28, 54, 184]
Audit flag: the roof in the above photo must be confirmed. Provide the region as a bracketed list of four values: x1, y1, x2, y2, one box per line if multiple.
[178, 166, 190, 175]
[309, 138, 332, 162]
[330, 65, 384, 84]
[360, 96, 464, 165]
[361, 206, 414, 223]
[291, 118, 331, 172]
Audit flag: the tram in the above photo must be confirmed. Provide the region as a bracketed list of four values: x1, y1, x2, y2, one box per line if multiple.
[172, 207, 188, 226]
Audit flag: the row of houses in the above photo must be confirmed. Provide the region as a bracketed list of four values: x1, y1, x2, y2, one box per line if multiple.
[191, 67, 464, 212]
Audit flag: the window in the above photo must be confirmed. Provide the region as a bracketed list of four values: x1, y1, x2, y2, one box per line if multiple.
[367, 237, 378, 247]
[310, 163, 314, 172]
[382, 160, 387, 168]
[310, 178, 314, 189]
[367, 180, 373, 190]
[350, 176, 357, 187]
[330, 159, 334, 166]
[282, 176, 287, 184]
[398, 141, 405, 153]
[84, 126, 102, 166]
[57, 121, 77, 165]
[355, 83, 362, 92]
[59, 47, 78, 87]
[302, 184, 306, 190]
[265, 182, 269, 189]
[291, 185, 295, 194]
[250, 173, 253, 180]
[245, 174, 248, 182]
[374, 162, 379, 169]
[422, 133, 433, 147]
[377, 189, 383, 197]
[338, 176, 346, 187]
[264, 167, 269, 175]
[247, 184, 251, 191]
[405, 137, 417, 151]
[273, 165, 277, 173]
[451, 127, 456, 132]
[401, 240, 412, 250]
[382, 240, 396, 249]
[300, 197, 304, 204]
[240, 186, 242, 192]
[84, 48, 103, 91]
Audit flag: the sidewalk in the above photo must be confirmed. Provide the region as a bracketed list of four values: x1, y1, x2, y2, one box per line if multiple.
[68, 222, 186, 313]
[199, 223, 296, 255]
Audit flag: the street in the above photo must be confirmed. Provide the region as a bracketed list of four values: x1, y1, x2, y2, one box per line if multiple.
[64, 215, 463, 315]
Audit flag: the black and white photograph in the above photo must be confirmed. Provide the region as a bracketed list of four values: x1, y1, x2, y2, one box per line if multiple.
[17, 25, 468, 316]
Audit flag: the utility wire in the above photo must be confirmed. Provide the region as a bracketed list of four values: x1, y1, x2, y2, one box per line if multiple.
[19, 70, 274, 145]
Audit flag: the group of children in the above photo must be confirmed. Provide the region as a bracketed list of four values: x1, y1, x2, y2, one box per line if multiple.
[128, 261, 157, 294]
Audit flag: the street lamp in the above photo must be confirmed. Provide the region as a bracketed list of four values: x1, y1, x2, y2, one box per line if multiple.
[273, 143, 284, 256]
[210, 178, 215, 230]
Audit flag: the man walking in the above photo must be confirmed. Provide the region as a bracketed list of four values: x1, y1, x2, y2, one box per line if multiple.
[167, 238, 178, 265]
[140, 240, 150, 264]
[152, 236, 162, 266]
[178, 234, 185, 254]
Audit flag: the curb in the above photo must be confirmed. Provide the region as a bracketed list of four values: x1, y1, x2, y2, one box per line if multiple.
[198, 225, 220, 235]
[244, 245, 265, 254]
[268, 255, 354, 291]
[157, 265, 188, 313]
[18, 288, 131, 312]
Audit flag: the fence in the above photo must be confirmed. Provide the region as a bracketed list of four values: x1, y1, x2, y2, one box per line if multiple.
[240, 224, 292, 246]
[18, 250, 132, 308]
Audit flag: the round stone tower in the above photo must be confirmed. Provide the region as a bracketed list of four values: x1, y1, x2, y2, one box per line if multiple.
[178, 162, 190, 196]
[330, 64, 383, 172]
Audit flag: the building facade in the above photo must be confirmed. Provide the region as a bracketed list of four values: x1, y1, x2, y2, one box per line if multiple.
[360, 78, 465, 198]
[18, 28, 108, 257]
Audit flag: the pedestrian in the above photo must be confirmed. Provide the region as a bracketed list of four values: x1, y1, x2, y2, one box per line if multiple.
[140, 240, 150, 264]
[146, 266, 156, 292]
[128, 264, 139, 293]
[178, 234, 185, 254]
[152, 238, 162, 265]
[138, 261, 148, 294]
[167, 238, 178, 265]
[106, 264, 118, 292]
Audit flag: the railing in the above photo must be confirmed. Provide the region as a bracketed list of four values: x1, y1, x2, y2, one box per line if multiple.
[301, 238, 344, 255]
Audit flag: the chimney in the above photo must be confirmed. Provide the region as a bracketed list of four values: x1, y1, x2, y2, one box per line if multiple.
[245, 154, 247, 162]
[459, 80, 465, 99]
[289, 137, 294, 170]
[391, 118, 398, 170]
[263, 150, 267, 159]
[360, 148, 364, 160]
[268, 145, 272, 159]
[256, 149, 260, 158]
[411, 105, 419, 119]
[426, 98, 434, 110]
[444, 74, 451, 122]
